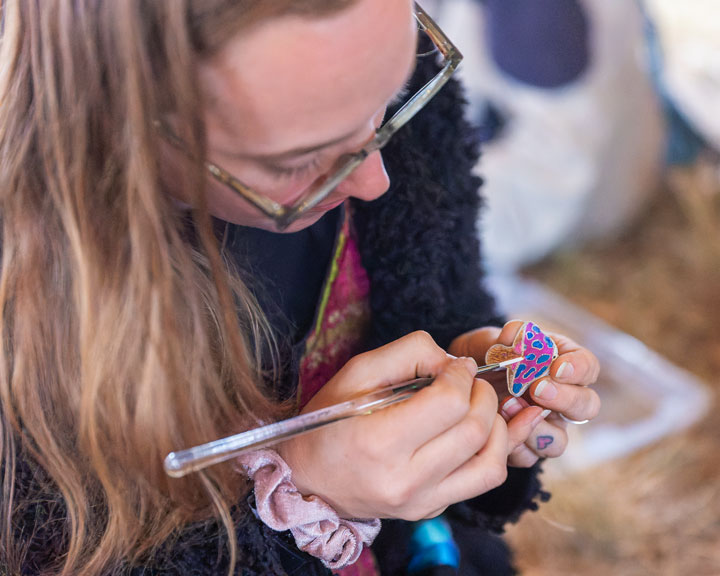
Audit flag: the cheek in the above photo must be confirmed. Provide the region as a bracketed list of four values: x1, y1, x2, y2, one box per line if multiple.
[374, 108, 386, 130]
[266, 178, 317, 205]
[202, 177, 328, 232]
[201, 167, 322, 228]
[203, 177, 265, 225]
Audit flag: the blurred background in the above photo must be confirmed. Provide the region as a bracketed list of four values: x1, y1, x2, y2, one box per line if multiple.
[425, 0, 720, 573]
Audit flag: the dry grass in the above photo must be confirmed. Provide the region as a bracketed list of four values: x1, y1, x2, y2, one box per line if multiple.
[508, 158, 720, 576]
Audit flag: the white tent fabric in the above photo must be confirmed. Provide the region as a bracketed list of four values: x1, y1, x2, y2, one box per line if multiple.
[425, 0, 665, 272]
[644, 0, 720, 152]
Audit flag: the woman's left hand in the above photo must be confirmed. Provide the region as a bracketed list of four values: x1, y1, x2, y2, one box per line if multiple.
[449, 320, 601, 467]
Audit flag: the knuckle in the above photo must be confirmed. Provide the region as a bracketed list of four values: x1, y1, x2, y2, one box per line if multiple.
[485, 462, 508, 489]
[494, 412, 509, 433]
[402, 507, 436, 523]
[539, 430, 568, 458]
[570, 388, 601, 420]
[357, 432, 390, 463]
[577, 354, 596, 380]
[422, 507, 448, 520]
[473, 376, 493, 393]
[476, 379, 499, 411]
[590, 356, 600, 377]
[572, 350, 599, 384]
[444, 386, 471, 419]
[409, 330, 436, 350]
[587, 390, 602, 419]
[383, 481, 414, 512]
[510, 447, 539, 468]
[469, 400, 496, 433]
[342, 353, 365, 374]
[459, 418, 490, 449]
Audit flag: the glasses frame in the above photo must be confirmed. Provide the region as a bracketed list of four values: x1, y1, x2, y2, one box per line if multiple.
[170, 2, 463, 230]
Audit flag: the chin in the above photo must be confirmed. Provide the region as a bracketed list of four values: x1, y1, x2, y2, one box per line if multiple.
[274, 212, 327, 233]
[209, 189, 347, 232]
[213, 206, 328, 233]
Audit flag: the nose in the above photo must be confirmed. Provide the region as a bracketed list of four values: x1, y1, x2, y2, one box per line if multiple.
[334, 149, 390, 203]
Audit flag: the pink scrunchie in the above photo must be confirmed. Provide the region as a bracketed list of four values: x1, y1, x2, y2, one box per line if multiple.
[236, 449, 381, 570]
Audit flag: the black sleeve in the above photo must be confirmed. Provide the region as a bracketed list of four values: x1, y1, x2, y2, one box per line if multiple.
[131, 495, 333, 576]
[353, 57, 548, 573]
[11, 449, 329, 576]
[353, 56, 504, 351]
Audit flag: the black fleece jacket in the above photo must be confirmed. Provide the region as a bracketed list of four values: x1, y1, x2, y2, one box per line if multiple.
[8, 58, 547, 576]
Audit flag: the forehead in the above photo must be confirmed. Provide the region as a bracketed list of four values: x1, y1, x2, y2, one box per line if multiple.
[199, 0, 417, 155]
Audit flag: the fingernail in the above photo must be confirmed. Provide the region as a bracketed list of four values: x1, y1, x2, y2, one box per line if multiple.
[501, 397, 522, 418]
[534, 379, 557, 400]
[446, 353, 458, 360]
[555, 362, 574, 380]
[532, 409, 553, 427]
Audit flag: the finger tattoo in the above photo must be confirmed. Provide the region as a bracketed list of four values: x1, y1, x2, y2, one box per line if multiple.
[537, 435, 554, 450]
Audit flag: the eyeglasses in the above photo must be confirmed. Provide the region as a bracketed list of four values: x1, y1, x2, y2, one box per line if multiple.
[167, 2, 462, 230]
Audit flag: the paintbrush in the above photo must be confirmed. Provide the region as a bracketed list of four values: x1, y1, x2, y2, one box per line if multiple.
[164, 356, 523, 478]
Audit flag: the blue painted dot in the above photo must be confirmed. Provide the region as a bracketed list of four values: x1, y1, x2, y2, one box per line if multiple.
[513, 382, 523, 394]
[535, 366, 548, 378]
[545, 336, 554, 348]
[537, 354, 550, 364]
[532, 341, 544, 350]
[515, 363, 528, 379]
[525, 353, 536, 361]
[523, 367, 537, 380]
[526, 331, 534, 340]
[532, 325, 541, 334]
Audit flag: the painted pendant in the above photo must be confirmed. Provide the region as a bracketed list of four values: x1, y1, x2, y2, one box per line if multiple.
[486, 321, 558, 397]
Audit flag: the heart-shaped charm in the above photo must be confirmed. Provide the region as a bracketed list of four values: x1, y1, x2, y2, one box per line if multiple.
[486, 321, 558, 397]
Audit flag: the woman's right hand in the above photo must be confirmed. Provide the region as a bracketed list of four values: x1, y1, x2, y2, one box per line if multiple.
[276, 331, 546, 520]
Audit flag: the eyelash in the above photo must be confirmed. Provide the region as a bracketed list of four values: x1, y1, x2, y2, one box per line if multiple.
[270, 155, 325, 181]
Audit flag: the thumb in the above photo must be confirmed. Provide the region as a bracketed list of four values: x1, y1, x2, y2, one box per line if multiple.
[311, 331, 474, 405]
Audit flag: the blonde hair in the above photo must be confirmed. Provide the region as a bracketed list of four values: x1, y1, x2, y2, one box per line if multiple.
[0, 0, 353, 574]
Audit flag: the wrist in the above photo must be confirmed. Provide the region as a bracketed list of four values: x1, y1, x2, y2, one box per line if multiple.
[236, 448, 381, 570]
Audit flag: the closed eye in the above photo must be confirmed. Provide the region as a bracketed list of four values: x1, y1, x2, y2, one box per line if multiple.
[267, 155, 325, 182]
[265, 78, 414, 182]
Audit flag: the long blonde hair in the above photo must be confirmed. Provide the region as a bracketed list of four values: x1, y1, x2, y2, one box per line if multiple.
[0, 1, 353, 574]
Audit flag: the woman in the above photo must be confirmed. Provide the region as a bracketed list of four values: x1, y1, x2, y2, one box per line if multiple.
[0, 1, 600, 574]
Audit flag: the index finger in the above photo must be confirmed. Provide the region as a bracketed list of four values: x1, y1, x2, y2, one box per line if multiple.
[308, 331, 456, 409]
[546, 332, 600, 386]
[372, 357, 481, 447]
[550, 348, 600, 387]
